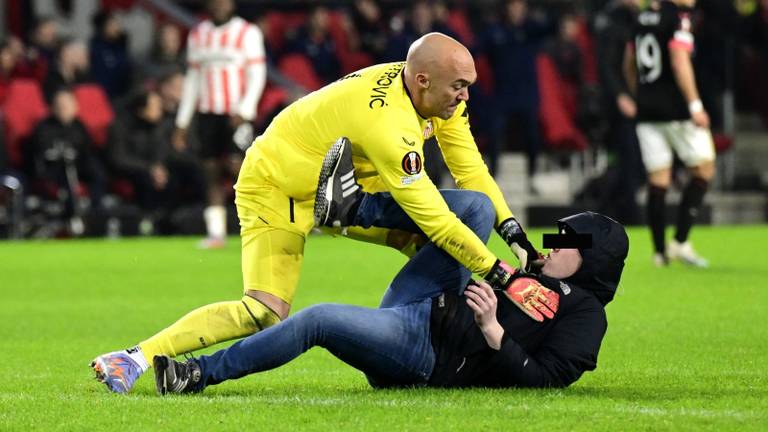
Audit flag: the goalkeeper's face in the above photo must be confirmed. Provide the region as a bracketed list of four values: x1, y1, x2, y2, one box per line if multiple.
[423, 56, 476, 120]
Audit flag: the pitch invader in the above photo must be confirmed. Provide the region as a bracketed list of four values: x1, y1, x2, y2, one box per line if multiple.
[625, 0, 715, 267]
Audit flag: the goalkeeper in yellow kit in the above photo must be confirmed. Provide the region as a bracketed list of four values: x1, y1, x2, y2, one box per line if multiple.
[91, 33, 550, 393]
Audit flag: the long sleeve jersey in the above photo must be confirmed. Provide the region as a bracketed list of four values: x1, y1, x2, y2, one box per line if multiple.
[235, 62, 514, 275]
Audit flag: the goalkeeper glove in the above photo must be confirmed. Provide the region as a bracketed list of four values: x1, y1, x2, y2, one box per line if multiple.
[485, 259, 559, 322]
[497, 217, 542, 271]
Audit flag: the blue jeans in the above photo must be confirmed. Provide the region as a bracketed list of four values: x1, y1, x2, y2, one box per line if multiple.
[194, 190, 495, 389]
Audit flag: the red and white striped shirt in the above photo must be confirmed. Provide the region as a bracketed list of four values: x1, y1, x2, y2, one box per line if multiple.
[176, 16, 267, 128]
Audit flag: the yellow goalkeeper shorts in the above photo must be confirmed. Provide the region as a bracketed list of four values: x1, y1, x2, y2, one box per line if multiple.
[236, 185, 311, 305]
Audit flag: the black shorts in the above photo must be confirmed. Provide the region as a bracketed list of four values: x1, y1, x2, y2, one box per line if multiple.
[193, 113, 240, 159]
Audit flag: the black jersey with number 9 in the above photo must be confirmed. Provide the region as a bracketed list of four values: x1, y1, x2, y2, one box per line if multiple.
[633, 1, 695, 122]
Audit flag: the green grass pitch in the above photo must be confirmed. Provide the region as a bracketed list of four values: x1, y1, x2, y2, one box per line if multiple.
[1, 226, 767, 431]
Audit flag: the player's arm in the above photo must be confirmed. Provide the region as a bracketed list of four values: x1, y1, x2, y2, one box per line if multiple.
[623, 41, 637, 96]
[175, 30, 201, 131]
[236, 24, 267, 122]
[669, 14, 709, 128]
[434, 102, 540, 269]
[362, 125, 497, 275]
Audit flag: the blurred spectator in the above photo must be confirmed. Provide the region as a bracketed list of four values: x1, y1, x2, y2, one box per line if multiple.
[173, 0, 267, 248]
[350, 0, 388, 61]
[480, 0, 552, 182]
[43, 38, 91, 103]
[545, 14, 583, 88]
[0, 36, 48, 88]
[89, 10, 133, 100]
[142, 23, 185, 81]
[593, 0, 644, 224]
[31, 0, 99, 42]
[382, 1, 457, 62]
[157, 70, 201, 161]
[108, 90, 206, 227]
[29, 16, 60, 68]
[288, 6, 341, 84]
[28, 88, 106, 232]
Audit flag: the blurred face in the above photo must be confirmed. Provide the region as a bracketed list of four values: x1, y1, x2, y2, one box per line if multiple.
[0, 46, 15, 73]
[36, 20, 59, 47]
[309, 8, 330, 32]
[412, 3, 433, 32]
[61, 42, 89, 70]
[159, 24, 181, 55]
[53, 91, 79, 123]
[141, 92, 164, 123]
[507, 0, 528, 24]
[541, 248, 582, 279]
[356, 0, 380, 22]
[103, 16, 122, 40]
[159, 73, 184, 110]
[208, 0, 235, 24]
[417, 55, 476, 120]
[560, 17, 579, 42]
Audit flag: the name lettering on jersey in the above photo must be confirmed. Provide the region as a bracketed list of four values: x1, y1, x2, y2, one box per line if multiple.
[369, 63, 405, 109]
[402, 136, 415, 147]
[423, 120, 433, 139]
[638, 12, 660, 26]
[401, 151, 423, 175]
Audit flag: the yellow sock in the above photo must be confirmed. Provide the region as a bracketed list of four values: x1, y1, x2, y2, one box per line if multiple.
[138, 296, 280, 365]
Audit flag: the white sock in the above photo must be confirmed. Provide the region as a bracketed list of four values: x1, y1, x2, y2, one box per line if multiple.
[124, 346, 150, 372]
[204, 205, 227, 239]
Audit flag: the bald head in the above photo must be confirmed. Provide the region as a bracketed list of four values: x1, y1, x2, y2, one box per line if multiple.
[404, 33, 476, 120]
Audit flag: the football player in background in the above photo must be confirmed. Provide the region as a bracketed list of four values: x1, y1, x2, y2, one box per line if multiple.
[91, 33, 543, 393]
[172, 0, 267, 249]
[625, 0, 715, 267]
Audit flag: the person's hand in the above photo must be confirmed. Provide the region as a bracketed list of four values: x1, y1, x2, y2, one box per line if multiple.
[465, 281, 499, 329]
[465, 281, 504, 349]
[691, 109, 710, 129]
[617, 93, 637, 119]
[150, 164, 169, 189]
[497, 218, 542, 271]
[171, 127, 187, 153]
[230, 114, 245, 128]
[485, 260, 559, 322]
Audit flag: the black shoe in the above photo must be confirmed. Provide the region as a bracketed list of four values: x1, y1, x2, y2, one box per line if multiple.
[153, 355, 202, 395]
[314, 137, 362, 227]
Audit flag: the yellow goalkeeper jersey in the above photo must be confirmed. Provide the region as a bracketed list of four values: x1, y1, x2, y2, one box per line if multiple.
[236, 62, 514, 275]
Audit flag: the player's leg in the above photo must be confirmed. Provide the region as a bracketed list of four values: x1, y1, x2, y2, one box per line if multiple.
[668, 122, 716, 267]
[637, 123, 674, 266]
[155, 300, 435, 394]
[377, 189, 496, 308]
[137, 227, 301, 359]
[198, 114, 232, 249]
[92, 200, 304, 393]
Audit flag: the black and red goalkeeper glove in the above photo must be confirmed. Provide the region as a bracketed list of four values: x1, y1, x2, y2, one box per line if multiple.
[497, 217, 543, 271]
[485, 259, 559, 322]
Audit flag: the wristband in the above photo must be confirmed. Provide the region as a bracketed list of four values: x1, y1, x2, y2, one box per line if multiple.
[688, 99, 703, 114]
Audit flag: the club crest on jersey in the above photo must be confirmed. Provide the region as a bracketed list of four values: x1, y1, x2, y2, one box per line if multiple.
[423, 120, 434, 139]
[401, 151, 422, 175]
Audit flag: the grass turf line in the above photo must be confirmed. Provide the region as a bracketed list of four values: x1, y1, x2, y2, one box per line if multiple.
[0, 226, 766, 430]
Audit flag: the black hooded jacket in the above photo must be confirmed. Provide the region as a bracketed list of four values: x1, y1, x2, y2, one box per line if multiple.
[427, 212, 629, 388]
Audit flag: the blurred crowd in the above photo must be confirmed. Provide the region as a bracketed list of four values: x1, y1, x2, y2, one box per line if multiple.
[1, 0, 767, 238]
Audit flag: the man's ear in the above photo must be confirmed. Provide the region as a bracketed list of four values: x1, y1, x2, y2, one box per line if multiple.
[416, 73, 430, 89]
